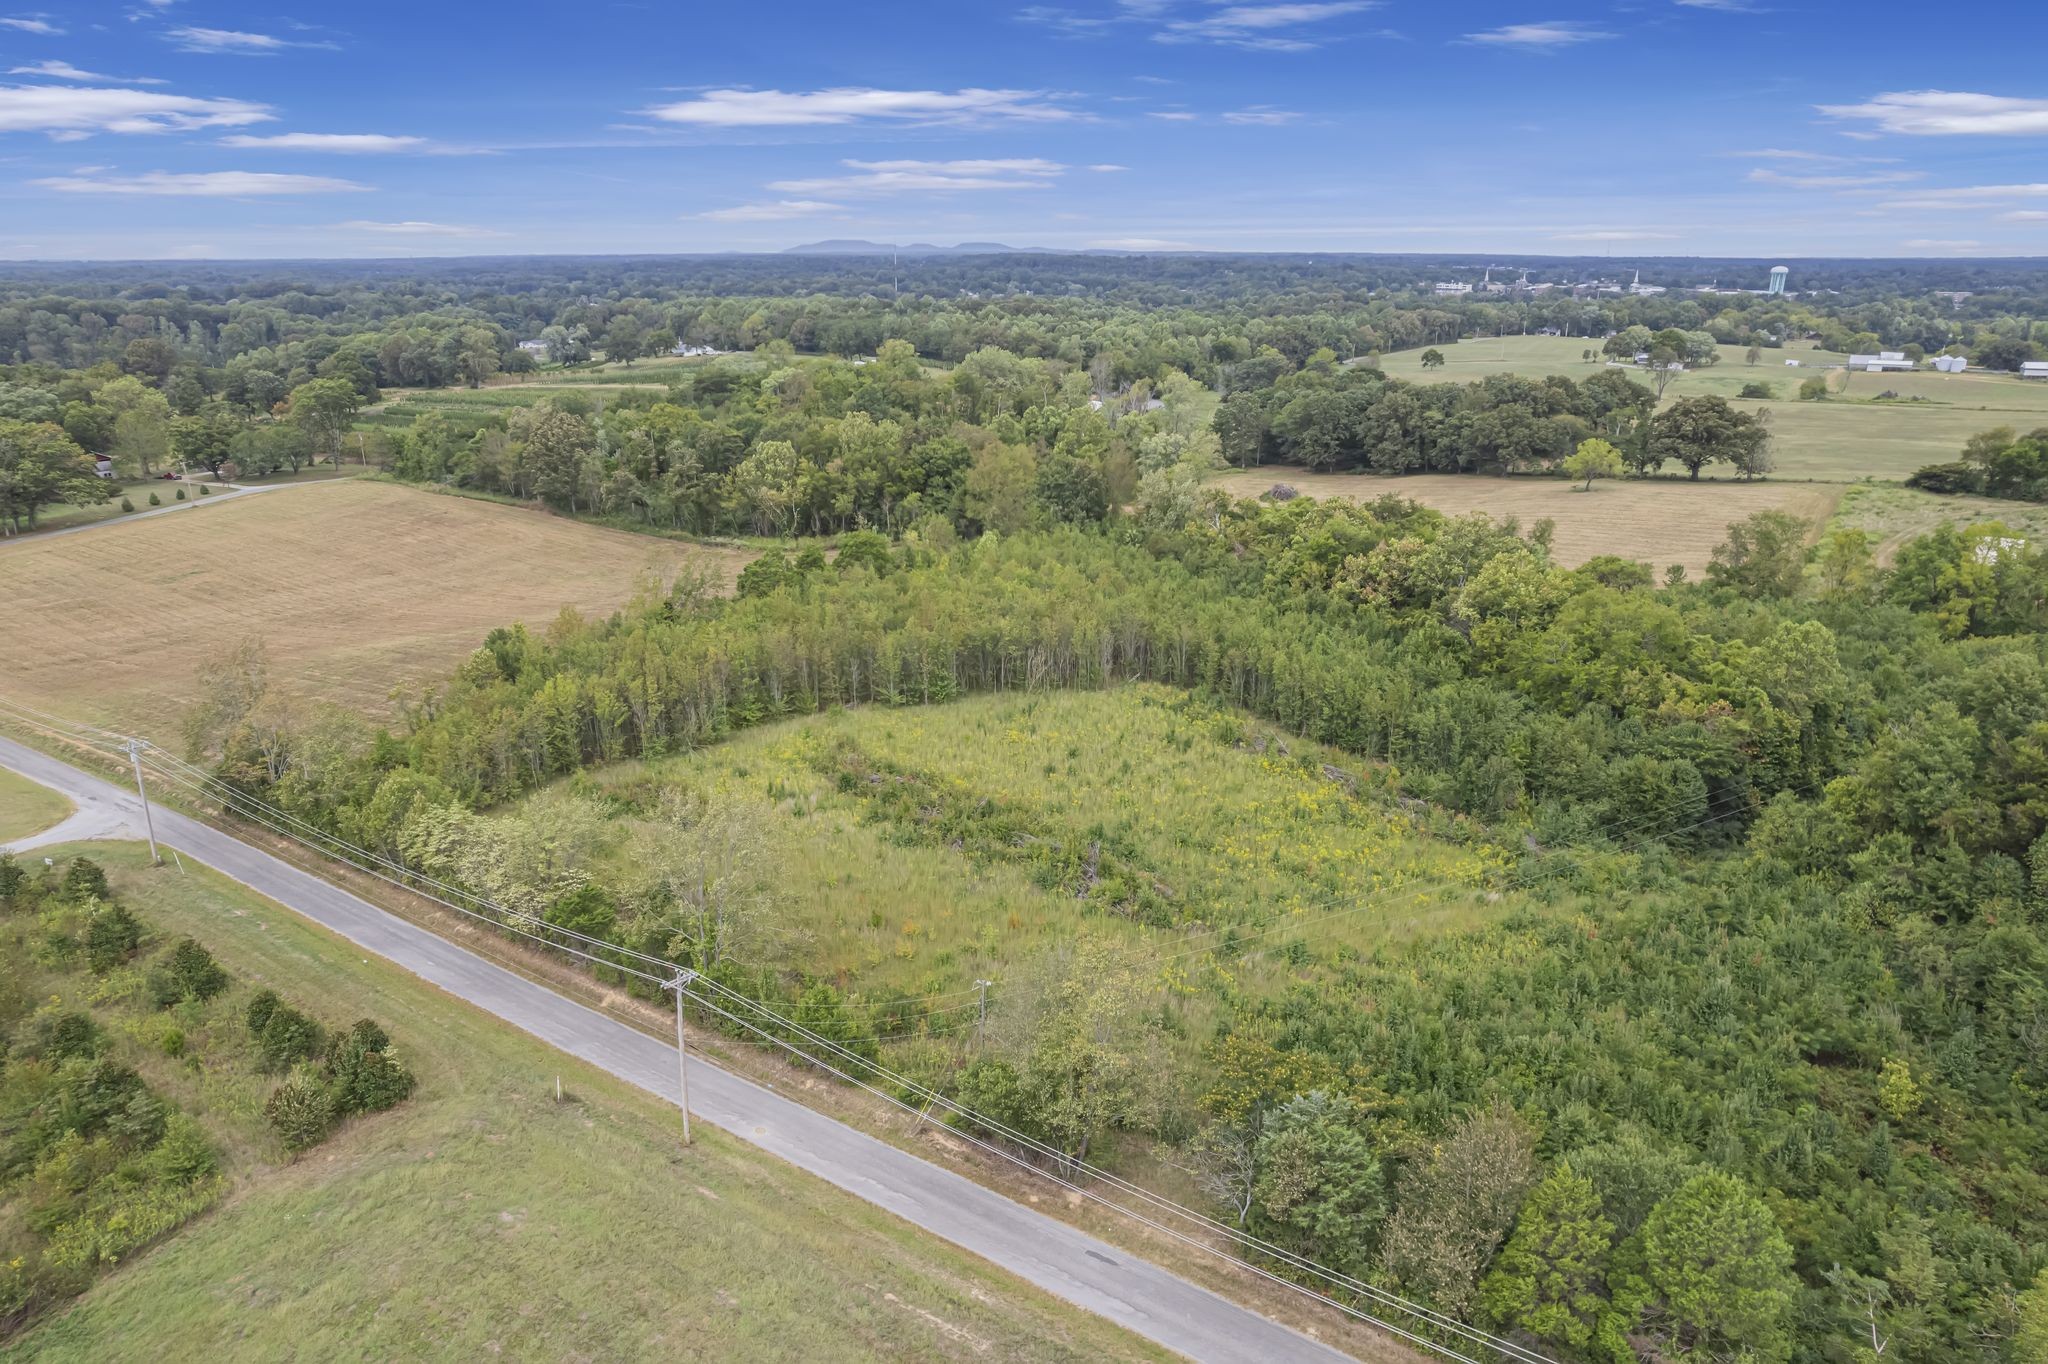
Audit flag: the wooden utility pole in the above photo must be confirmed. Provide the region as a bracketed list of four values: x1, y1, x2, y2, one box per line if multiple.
[666, 970, 698, 1145]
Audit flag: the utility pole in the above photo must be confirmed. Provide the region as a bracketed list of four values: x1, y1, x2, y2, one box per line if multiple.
[124, 738, 161, 866]
[974, 979, 992, 1036]
[664, 969, 698, 1146]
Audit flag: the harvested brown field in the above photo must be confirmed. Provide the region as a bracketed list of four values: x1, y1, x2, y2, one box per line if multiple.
[1211, 468, 1843, 574]
[0, 480, 751, 738]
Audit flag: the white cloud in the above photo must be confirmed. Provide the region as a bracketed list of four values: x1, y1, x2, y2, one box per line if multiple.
[0, 17, 61, 35]
[1088, 163, 1128, 172]
[1819, 90, 2048, 137]
[165, 27, 315, 55]
[220, 132, 423, 152]
[1747, 167, 1922, 189]
[768, 158, 1066, 195]
[1464, 21, 1614, 48]
[2000, 210, 2048, 222]
[36, 170, 368, 195]
[336, 220, 503, 237]
[645, 87, 1076, 127]
[1876, 183, 2048, 209]
[1902, 238, 1981, 250]
[0, 84, 271, 136]
[8, 60, 163, 84]
[1726, 147, 1877, 165]
[1674, 0, 1758, 9]
[1222, 106, 1301, 125]
[695, 199, 843, 221]
[1550, 229, 1681, 241]
[1158, 2, 1380, 51]
[1089, 236, 1198, 250]
[1147, 110, 1198, 121]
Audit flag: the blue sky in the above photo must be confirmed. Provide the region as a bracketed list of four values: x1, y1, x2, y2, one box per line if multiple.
[1, 0, 2044, 259]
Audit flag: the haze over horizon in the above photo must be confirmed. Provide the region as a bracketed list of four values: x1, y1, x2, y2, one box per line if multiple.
[2, 0, 2045, 261]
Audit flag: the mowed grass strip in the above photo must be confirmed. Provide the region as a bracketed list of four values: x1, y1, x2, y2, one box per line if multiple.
[1210, 468, 1843, 574]
[0, 479, 753, 737]
[4, 841, 1171, 1364]
[1374, 335, 2048, 482]
[0, 766, 70, 841]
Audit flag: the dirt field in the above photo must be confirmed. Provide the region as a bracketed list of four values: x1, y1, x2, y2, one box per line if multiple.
[0, 480, 751, 739]
[1212, 468, 1843, 574]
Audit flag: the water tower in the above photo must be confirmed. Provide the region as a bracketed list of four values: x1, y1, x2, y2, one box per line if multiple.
[1768, 265, 1789, 296]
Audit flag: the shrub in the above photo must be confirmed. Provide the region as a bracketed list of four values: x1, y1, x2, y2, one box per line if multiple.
[197, 484, 209, 496]
[245, 988, 281, 1035]
[84, 903, 143, 974]
[148, 938, 229, 1008]
[15, 1008, 105, 1063]
[120, 498, 135, 513]
[0, 852, 23, 904]
[1798, 375, 1829, 401]
[61, 859, 109, 904]
[1737, 381, 1776, 400]
[257, 1005, 323, 1072]
[147, 491, 161, 507]
[327, 1020, 414, 1115]
[263, 1071, 335, 1152]
[1906, 461, 1980, 495]
[174, 486, 186, 501]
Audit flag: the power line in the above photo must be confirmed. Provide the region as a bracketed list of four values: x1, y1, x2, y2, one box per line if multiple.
[0, 696, 1552, 1362]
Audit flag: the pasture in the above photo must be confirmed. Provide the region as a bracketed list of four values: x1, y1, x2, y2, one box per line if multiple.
[0, 479, 751, 738]
[5, 841, 1165, 1364]
[1373, 335, 2048, 482]
[1210, 467, 1843, 574]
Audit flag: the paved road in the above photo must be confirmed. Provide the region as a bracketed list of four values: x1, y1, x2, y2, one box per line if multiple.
[0, 736, 1359, 1364]
[0, 482, 280, 548]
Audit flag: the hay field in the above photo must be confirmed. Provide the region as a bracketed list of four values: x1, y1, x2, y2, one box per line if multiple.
[0, 480, 751, 738]
[1212, 468, 1842, 574]
[1372, 336, 2048, 482]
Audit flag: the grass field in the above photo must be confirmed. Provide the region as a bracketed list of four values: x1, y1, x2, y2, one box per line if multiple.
[0, 479, 752, 738]
[1826, 483, 2048, 563]
[4, 840, 1166, 1363]
[1212, 467, 1843, 573]
[1373, 335, 2048, 482]
[0, 766, 69, 841]
[549, 686, 1513, 1026]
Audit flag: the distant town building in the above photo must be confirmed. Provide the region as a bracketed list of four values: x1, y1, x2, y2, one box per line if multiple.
[1432, 281, 1472, 296]
[1768, 266, 1790, 296]
[1849, 351, 1916, 373]
[1626, 269, 1665, 296]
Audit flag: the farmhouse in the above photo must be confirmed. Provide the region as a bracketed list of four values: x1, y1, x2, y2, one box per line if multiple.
[516, 339, 548, 355]
[2021, 361, 2048, 381]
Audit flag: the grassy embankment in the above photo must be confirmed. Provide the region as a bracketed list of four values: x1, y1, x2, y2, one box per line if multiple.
[4, 839, 1172, 1364]
[0, 768, 69, 841]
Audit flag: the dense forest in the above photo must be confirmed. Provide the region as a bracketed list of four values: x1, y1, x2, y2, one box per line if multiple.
[170, 483, 2048, 1364]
